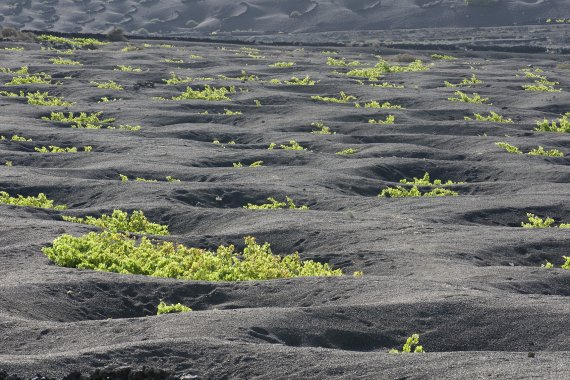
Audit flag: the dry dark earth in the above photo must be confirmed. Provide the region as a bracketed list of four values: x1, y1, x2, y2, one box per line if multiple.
[0, 31, 569, 379]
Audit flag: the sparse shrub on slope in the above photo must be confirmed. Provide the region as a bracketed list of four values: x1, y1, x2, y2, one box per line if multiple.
[42, 234, 342, 281]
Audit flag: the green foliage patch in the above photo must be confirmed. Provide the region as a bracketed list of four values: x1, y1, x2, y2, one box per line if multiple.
[400, 172, 461, 186]
[38, 35, 108, 48]
[464, 111, 512, 123]
[311, 92, 356, 104]
[244, 197, 309, 210]
[49, 57, 82, 66]
[90, 80, 124, 90]
[157, 301, 192, 315]
[62, 210, 169, 235]
[42, 234, 342, 281]
[346, 59, 429, 80]
[390, 334, 424, 353]
[0, 191, 66, 210]
[448, 91, 490, 104]
[379, 185, 458, 198]
[171, 85, 236, 101]
[535, 114, 570, 133]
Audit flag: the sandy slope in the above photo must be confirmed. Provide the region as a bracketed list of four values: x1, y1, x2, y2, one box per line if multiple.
[0, 32, 569, 378]
[0, 0, 569, 35]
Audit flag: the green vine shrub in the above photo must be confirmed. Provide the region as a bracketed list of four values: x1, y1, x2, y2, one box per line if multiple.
[42, 234, 343, 281]
[0, 191, 66, 209]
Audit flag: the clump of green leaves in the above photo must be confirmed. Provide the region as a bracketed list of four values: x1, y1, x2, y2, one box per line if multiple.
[336, 148, 357, 155]
[62, 210, 169, 235]
[527, 146, 564, 157]
[369, 82, 405, 88]
[522, 213, 555, 228]
[311, 92, 356, 104]
[42, 111, 115, 129]
[35, 145, 91, 153]
[162, 72, 193, 85]
[326, 57, 361, 67]
[280, 140, 306, 151]
[465, 111, 513, 123]
[49, 57, 82, 66]
[495, 142, 522, 154]
[535, 114, 570, 133]
[245, 197, 309, 210]
[171, 85, 235, 101]
[42, 234, 342, 281]
[90, 80, 123, 90]
[520, 69, 561, 92]
[114, 65, 142, 72]
[379, 185, 458, 198]
[157, 301, 192, 315]
[358, 101, 402, 109]
[269, 62, 295, 68]
[6, 73, 51, 86]
[0, 91, 74, 107]
[311, 121, 335, 134]
[0, 66, 29, 75]
[369, 115, 395, 124]
[390, 334, 424, 354]
[223, 109, 242, 116]
[0, 191, 66, 210]
[444, 74, 483, 88]
[38, 35, 108, 48]
[233, 161, 264, 168]
[495, 142, 564, 157]
[0, 134, 32, 142]
[400, 172, 461, 186]
[448, 91, 490, 104]
[346, 59, 429, 81]
[285, 76, 316, 86]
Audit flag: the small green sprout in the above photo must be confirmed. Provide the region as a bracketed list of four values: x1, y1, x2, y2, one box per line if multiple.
[390, 334, 424, 354]
[157, 301, 192, 315]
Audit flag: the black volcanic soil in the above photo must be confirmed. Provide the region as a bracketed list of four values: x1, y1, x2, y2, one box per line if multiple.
[0, 32, 569, 379]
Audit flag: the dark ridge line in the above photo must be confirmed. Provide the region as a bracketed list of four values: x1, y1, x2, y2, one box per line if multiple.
[19, 29, 569, 54]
